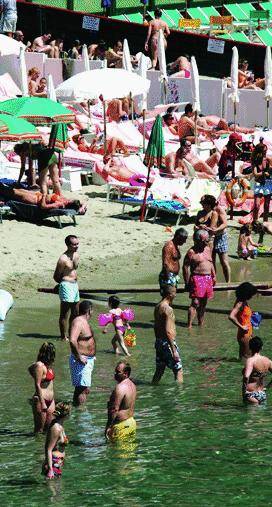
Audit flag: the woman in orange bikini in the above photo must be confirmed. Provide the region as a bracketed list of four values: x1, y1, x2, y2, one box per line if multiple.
[145, 9, 170, 69]
[229, 282, 257, 362]
[28, 342, 56, 434]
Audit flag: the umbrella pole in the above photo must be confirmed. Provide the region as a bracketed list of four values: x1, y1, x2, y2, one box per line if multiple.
[103, 100, 107, 154]
[88, 99, 91, 129]
[267, 99, 270, 129]
[234, 102, 237, 132]
[130, 92, 134, 123]
[28, 141, 35, 187]
[143, 108, 146, 153]
[194, 111, 198, 146]
[140, 161, 151, 222]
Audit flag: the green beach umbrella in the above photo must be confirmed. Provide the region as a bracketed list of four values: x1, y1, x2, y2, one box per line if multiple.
[0, 119, 8, 134]
[0, 114, 42, 141]
[48, 122, 69, 152]
[140, 115, 165, 222]
[0, 97, 75, 126]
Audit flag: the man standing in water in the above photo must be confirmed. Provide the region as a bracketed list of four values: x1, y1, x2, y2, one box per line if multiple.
[212, 201, 231, 283]
[69, 300, 96, 406]
[105, 361, 137, 441]
[54, 235, 80, 341]
[159, 227, 188, 295]
[183, 229, 216, 328]
[152, 285, 183, 384]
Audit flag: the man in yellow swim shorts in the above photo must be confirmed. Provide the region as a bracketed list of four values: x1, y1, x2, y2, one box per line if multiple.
[105, 361, 137, 442]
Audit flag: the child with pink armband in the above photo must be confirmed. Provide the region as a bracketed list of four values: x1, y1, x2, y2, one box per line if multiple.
[98, 296, 135, 356]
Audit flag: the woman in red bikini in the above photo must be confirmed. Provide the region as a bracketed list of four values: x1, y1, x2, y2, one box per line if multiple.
[28, 342, 56, 434]
[229, 282, 257, 362]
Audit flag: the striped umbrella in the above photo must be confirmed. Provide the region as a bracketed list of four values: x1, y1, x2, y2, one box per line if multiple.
[0, 114, 41, 141]
[48, 123, 68, 152]
[140, 115, 165, 221]
[0, 97, 74, 125]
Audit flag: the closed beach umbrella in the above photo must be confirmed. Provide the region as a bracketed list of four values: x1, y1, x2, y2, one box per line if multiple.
[56, 69, 150, 101]
[0, 114, 42, 141]
[158, 29, 168, 104]
[49, 123, 68, 152]
[0, 97, 75, 125]
[140, 115, 165, 221]
[82, 44, 90, 72]
[229, 46, 239, 128]
[264, 45, 272, 128]
[47, 74, 57, 102]
[137, 53, 149, 151]
[122, 39, 133, 73]
[0, 34, 25, 56]
[19, 48, 28, 97]
[190, 56, 200, 145]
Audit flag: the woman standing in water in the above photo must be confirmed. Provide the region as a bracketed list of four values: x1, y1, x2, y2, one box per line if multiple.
[229, 282, 257, 362]
[28, 342, 56, 434]
[243, 337, 272, 404]
[42, 402, 71, 479]
[145, 9, 170, 69]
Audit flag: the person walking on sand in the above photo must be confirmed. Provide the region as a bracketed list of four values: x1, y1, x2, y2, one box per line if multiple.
[69, 300, 96, 406]
[183, 229, 216, 328]
[152, 285, 183, 384]
[159, 227, 188, 295]
[105, 361, 137, 442]
[54, 235, 80, 341]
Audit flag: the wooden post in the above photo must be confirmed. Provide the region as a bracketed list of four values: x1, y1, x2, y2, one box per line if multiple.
[143, 108, 146, 153]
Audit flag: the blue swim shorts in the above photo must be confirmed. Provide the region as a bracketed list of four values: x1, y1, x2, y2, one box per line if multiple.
[59, 280, 80, 303]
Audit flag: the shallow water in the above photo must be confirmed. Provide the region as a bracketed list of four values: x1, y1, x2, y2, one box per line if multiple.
[1, 259, 272, 506]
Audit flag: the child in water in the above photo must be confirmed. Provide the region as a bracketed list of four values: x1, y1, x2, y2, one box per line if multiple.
[101, 296, 133, 357]
[229, 282, 257, 361]
[237, 225, 259, 260]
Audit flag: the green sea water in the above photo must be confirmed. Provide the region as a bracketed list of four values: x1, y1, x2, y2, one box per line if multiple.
[1, 259, 272, 507]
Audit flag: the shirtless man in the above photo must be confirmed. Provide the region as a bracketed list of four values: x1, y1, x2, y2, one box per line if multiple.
[54, 235, 80, 341]
[105, 361, 137, 442]
[183, 229, 216, 328]
[165, 140, 219, 179]
[69, 300, 96, 406]
[152, 286, 183, 384]
[159, 227, 188, 295]
[199, 195, 231, 283]
[32, 34, 56, 58]
[178, 103, 216, 144]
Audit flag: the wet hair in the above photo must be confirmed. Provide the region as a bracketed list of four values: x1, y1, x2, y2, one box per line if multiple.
[53, 402, 71, 419]
[185, 103, 193, 114]
[14, 142, 29, 155]
[154, 8, 162, 18]
[108, 295, 120, 309]
[235, 282, 257, 302]
[239, 224, 252, 236]
[117, 360, 131, 377]
[79, 300, 92, 315]
[65, 234, 78, 246]
[174, 227, 188, 241]
[161, 285, 177, 298]
[249, 336, 263, 354]
[201, 194, 217, 209]
[37, 342, 56, 366]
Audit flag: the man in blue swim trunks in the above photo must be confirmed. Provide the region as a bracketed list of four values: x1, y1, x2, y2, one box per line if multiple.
[69, 300, 96, 406]
[54, 235, 80, 341]
[152, 285, 183, 384]
[159, 228, 188, 296]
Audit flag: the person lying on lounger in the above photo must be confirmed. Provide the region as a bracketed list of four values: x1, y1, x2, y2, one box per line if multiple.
[0, 184, 87, 213]
[72, 132, 129, 157]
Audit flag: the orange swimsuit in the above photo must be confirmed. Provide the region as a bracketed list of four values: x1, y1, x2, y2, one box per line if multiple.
[237, 303, 252, 358]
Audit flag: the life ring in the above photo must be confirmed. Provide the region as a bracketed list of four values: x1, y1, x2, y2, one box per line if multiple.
[225, 177, 250, 207]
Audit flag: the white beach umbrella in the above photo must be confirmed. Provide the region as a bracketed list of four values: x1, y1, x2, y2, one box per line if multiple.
[55, 69, 150, 101]
[122, 39, 133, 73]
[137, 53, 149, 152]
[82, 44, 90, 72]
[229, 46, 239, 128]
[19, 47, 28, 97]
[47, 74, 57, 101]
[190, 56, 200, 146]
[264, 45, 272, 128]
[0, 34, 25, 56]
[158, 29, 168, 104]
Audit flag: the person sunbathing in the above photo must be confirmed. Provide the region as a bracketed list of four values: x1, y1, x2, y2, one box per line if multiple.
[162, 113, 179, 136]
[72, 133, 129, 157]
[101, 155, 144, 182]
[165, 140, 219, 179]
[0, 184, 87, 213]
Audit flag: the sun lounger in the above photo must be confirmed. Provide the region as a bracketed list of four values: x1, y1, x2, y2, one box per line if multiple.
[231, 31, 251, 43]
[224, 3, 250, 21]
[187, 7, 209, 25]
[260, 2, 272, 16]
[106, 182, 143, 202]
[146, 200, 188, 225]
[6, 200, 79, 228]
[163, 9, 183, 28]
[254, 28, 272, 45]
[201, 6, 220, 19]
[111, 14, 128, 21]
[126, 12, 144, 24]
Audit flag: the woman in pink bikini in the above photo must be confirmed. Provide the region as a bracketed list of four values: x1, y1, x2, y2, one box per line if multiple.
[28, 342, 56, 434]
